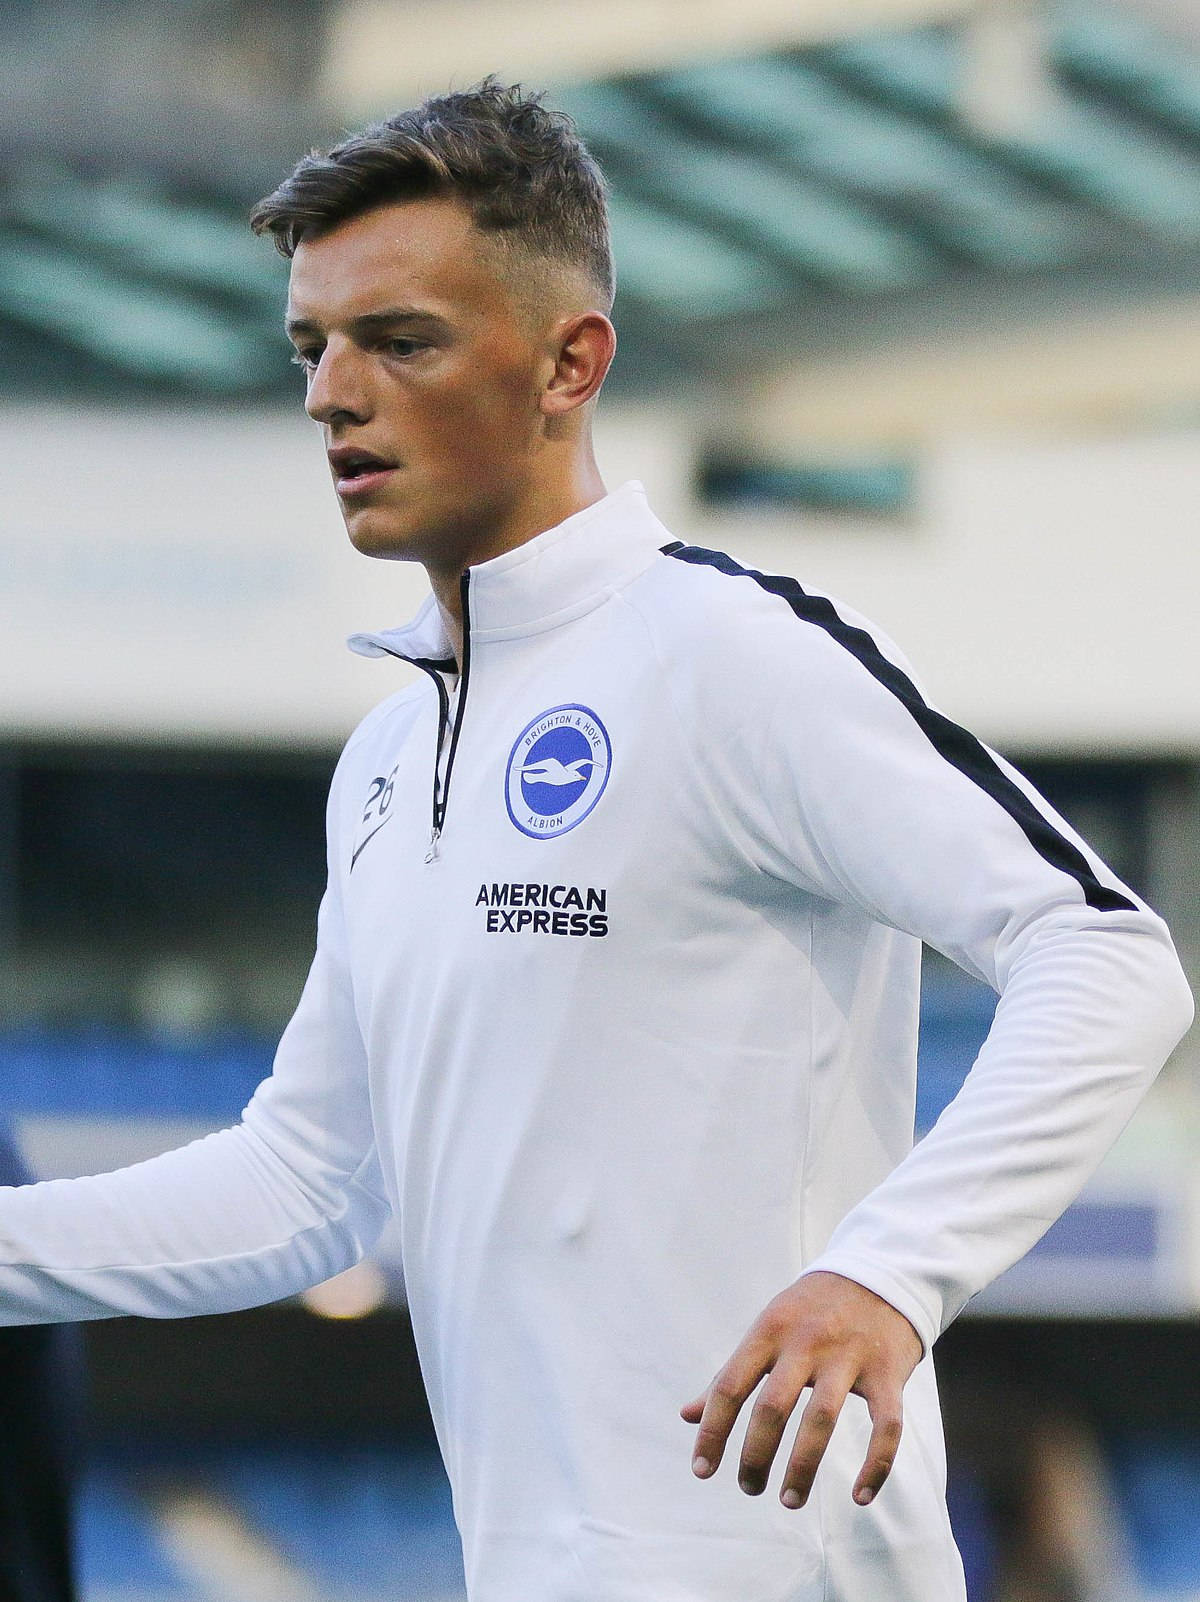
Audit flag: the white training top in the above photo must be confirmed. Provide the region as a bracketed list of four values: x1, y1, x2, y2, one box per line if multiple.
[0, 482, 1191, 1602]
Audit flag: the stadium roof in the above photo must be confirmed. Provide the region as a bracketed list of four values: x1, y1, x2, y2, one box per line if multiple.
[5, 2, 1200, 397]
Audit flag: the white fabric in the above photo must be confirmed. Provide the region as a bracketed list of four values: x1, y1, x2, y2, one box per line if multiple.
[0, 481, 1191, 1602]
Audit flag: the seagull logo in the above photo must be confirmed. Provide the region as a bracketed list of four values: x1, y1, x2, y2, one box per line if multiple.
[505, 704, 612, 839]
[521, 756, 594, 787]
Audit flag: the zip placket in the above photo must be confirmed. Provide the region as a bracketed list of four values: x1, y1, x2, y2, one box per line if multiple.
[426, 571, 472, 861]
[422, 666, 452, 863]
[373, 571, 473, 865]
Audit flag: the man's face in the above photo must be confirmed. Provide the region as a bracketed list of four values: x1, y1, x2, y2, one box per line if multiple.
[285, 196, 552, 570]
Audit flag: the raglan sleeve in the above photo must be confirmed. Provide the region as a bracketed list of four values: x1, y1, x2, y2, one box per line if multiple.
[0, 746, 389, 1325]
[744, 604, 1193, 1356]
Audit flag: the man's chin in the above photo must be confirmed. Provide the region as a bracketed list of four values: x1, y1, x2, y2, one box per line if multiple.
[344, 512, 427, 563]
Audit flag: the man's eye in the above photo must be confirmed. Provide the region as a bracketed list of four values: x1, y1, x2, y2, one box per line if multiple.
[289, 349, 321, 372]
[386, 338, 425, 357]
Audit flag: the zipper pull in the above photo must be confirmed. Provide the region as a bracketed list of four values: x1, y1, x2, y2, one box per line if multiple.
[425, 825, 441, 864]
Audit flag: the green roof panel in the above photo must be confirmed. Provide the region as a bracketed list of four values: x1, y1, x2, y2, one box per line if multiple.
[5, 165, 286, 304]
[822, 26, 1200, 238]
[605, 192, 792, 316]
[0, 236, 271, 387]
[655, 57, 1097, 268]
[563, 79, 937, 290]
[1053, 5, 1200, 140]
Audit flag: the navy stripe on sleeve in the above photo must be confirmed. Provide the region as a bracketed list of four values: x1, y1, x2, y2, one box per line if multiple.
[661, 541, 1136, 914]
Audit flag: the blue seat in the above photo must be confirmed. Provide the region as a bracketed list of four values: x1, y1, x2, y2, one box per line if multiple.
[78, 1439, 466, 1600]
[1110, 1437, 1200, 1591]
[217, 1441, 465, 1596]
[76, 1464, 194, 1596]
[916, 975, 997, 1133]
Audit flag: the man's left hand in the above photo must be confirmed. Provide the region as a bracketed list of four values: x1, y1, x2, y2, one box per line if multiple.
[680, 1271, 923, 1510]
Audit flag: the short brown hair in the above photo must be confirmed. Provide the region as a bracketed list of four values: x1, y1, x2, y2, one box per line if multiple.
[251, 79, 614, 309]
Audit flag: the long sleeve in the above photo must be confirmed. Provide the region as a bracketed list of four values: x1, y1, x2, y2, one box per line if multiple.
[0, 759, 389, 1325]
[736, 593, 1194, 1354]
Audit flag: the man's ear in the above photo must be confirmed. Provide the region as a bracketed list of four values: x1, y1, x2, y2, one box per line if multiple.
[540, 312, 617, 417]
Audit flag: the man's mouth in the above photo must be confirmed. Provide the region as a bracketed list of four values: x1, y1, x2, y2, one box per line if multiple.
[328, 448, 399, 496]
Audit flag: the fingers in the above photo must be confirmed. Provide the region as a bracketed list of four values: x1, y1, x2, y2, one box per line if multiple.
[777, 1377, 852, 1508]
[687, 1368, 905, 1508]
[852, 1388, 904, 1507]
[684, 1275, 919, 1508]
[740, 1365, 840, 1499]
[688, 1340, 774, 1479]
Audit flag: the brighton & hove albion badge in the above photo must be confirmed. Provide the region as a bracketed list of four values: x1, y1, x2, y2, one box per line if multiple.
[505, 704, 611, 839]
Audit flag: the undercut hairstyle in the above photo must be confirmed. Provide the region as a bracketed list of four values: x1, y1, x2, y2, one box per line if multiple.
[251, 78, 614, 310]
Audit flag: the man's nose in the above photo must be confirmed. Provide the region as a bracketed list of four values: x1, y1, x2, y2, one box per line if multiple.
[304, 341, 371, 426]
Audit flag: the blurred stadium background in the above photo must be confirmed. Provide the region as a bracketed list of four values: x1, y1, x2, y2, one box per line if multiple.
[3, 0, 1200, 1597]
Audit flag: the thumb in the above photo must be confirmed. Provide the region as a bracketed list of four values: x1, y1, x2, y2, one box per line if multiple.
[680, 1392, 707, 1422]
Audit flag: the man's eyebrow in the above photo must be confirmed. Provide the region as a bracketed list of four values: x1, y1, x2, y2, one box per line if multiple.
[283, 308, 451, 339]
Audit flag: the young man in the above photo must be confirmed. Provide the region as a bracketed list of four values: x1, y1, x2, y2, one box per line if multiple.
[0, 82, 1190, 1602]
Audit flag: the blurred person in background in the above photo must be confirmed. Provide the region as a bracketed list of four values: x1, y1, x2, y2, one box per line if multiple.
[0, 1128, 81, 1602]
[0, 81, 1189, 1602]
[943, 1367, 1132, 1602]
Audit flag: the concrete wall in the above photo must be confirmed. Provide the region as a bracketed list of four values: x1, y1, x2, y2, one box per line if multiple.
[2, 403, 1195, 753]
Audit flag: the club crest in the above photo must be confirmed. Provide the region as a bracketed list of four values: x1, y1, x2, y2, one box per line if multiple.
[505, 705, 611, 839]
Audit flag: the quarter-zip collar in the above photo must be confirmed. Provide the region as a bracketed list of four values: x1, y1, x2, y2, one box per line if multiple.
[347, 480, 669, 662]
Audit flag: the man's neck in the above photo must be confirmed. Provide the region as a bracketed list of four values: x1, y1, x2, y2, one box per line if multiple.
[427, 463, 608, 664]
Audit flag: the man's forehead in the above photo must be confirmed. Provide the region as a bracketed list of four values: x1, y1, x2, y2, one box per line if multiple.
[285, 198, 501, 326]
